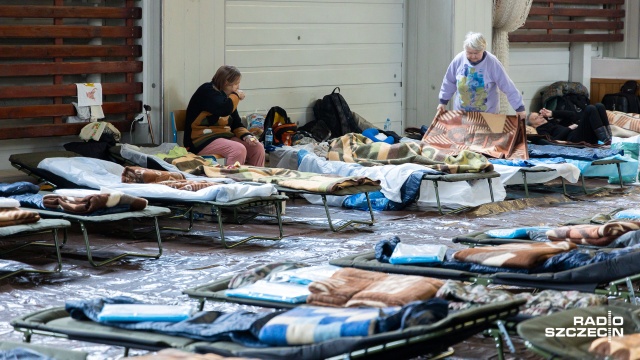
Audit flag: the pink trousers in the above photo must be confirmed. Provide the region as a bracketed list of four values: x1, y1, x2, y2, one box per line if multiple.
[198, 137, 265, 166]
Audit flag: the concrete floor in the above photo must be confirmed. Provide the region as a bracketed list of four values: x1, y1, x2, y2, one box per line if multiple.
[0, 178, 635, 359]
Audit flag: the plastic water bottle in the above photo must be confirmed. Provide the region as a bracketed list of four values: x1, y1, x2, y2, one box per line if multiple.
[384, 118, 391, 131]
[264, 127, 274, 147]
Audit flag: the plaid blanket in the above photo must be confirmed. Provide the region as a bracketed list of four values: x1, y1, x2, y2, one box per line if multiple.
[122, 166, 221, 192]
[163, 153, 210, 175]
[422, 110, 528, 160]
[43, 192, 147, 214]
[0, 208, 40, 227]
[327, 133, 493, 173]
[452, 241, 577, 269]
[546, 221, 640, 246]
[258, 305, 382, 346]
[202, 164, 380, 193]
[307, 267, 443, 308]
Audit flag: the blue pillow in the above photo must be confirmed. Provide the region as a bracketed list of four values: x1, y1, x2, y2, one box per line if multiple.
[613, 209, 640, 220]
[362, 128, 394, 144]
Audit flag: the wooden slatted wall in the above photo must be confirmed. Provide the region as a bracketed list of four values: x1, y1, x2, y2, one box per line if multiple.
[590, 78, 640, 104]
[0, 1, 142, 139]
[510, 0, 625, 43]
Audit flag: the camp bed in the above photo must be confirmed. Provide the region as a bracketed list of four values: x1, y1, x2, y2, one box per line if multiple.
[9, 151, 86, 189]
[329, 249, 640, 299]
[0, 340, 88, 360]
[9, 299, 524, 359]
[517, 304, 640, 360]
[154, 195, 288, 248]
[0, 218, 70, 279]
[35, 206, 170, 267]
[274, 185, 380, 231]
[420, 171, 501, 215]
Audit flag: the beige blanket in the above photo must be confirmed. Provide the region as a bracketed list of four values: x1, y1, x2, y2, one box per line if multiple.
[453, 241, 577, 269]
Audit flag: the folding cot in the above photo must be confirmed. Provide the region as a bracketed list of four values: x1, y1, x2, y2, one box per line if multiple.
[80, 145, 381, 232]
[9, 299, 524, 359]
[420, 171, 501, 214]
[9, 152, 289, 248]
[517, 304, 640, 360]
[0, 218, 70, 279]
[0, 340, 87, 360]
[328, 249, 640, 298]
[34, 206, 171, 267]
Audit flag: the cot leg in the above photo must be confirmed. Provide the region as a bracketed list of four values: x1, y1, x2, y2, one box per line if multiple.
[581, 174, 587, 194]
[275, 201, 284, 238]
[561, 177, 567, 195]
[198, 298, 206, 311]
[321, 194, 374, 232]
[616, 162, 623, 189]
[51, 228, 63, 273]
[83, 217, 163, 267]
[432, 180, 443, 215]
[521, 171, 529, 198]
[487, 178, 495, 202]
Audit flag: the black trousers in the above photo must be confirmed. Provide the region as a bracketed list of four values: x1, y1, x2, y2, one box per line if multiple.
[567, 103, 610, 144]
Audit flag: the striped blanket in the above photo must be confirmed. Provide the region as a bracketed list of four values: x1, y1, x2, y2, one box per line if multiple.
[43, 192, 147, 214]
[122, 166, 222, 192]
[327, 133, 493, 173]
[607, 110, 640, 134]
[0, 208, 40, 227]
[202, 164, 380, 193]
[422, 110, 528, 160]
[546, 221, 640, 246]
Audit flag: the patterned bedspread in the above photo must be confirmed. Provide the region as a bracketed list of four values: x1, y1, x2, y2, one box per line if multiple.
[202, 164, 380, 193]
[327, 133, 494, 174]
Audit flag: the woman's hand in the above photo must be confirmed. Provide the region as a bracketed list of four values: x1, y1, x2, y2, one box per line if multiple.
[540, 108, 552, 118]
[436, 104, 446, 114]
[243, 134, 257, 143]
[236, 90, 246, 100]
[568, 124, 578, 130]
[516, 111, 526, 121]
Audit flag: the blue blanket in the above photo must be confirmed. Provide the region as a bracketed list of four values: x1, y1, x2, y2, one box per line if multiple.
[528, 144, 622, 161]
[0, 182, 39, 196]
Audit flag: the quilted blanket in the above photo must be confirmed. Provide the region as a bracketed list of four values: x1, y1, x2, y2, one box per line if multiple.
[422, 110, 528, 160]
[202, 164, 380, 193]
[327, 133, 494, 173]
[546, 221, 640, 246]
[452, 241, 577, 269]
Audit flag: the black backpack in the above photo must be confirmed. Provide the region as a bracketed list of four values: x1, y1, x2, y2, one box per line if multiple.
[312, 87, 361, 139]
[602, 81, 640, 114]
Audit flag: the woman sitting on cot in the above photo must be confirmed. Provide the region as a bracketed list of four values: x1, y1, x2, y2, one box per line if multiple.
[184, 65, 265, 166]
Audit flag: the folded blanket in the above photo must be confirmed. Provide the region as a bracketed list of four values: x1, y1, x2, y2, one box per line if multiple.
[203, 164, 380, 193]
[43, 192, 147, 214]
[346, 274, 444, 308]
[122, 166, 185, 183]
[452, 241, 577, 269]
[258, 305, 383, 346]
[0, 207, 40, 227]
[155, 180, 221, 192]
[307, 267, 443, 308]
[307, 268, 386, 307]
[589, 333, 640, 360]
[0, 197, 20, 208]
[546, 222, 640, 246]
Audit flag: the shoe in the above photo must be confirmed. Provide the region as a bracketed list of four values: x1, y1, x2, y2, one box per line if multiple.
[595, 126, 611, 144]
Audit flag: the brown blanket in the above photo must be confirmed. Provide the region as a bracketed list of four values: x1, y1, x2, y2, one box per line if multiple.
[43, 193, 148, 214]
[307, 267, 443, 308]
[546, 222, 640, 246]
[0, 208, 40, 227]
[121, 166, 221, 192]
[452, 241, 577, 269]
[422, 110, 528, 160]
[590, 333, 640, 360]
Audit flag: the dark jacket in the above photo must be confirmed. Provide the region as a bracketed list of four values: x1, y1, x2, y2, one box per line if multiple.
[184, 82, 249, 154]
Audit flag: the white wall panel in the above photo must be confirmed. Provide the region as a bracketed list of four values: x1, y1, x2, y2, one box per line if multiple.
[508, 44, 570, 113]
[227, 0, 405, 132]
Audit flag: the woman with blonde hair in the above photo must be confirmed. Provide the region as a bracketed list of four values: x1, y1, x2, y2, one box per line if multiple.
[185, 65, 265, 166]
[437, 32, 526, 120]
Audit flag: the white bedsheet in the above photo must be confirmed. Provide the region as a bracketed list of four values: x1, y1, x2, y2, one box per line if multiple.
[38, 157, 277, 202]
[492, 163, 581, 186]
